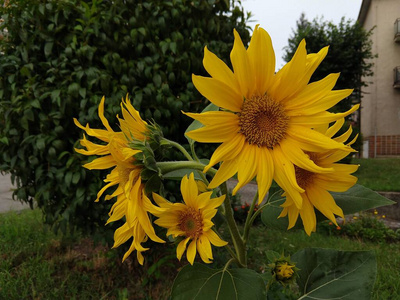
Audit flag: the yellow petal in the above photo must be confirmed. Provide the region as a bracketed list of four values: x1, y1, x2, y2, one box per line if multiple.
[307, 187, 344, 222]
[247, 25, 275, 95]
[83, 155, 116, 170]
[287, 125, 351, 152]
[299, 193, 317, 235]
[208, 159, 238, 189]
[185, 123, 239, 144]
[183, 111, 238, 126]
[192, 75, 243, 112]
[270, 39, 307, 101]
[204, 230, 228, 247]
[326, 118, 345, 138]
[272, 147, 304, 208]
[284, 73, 340, 111]
[232, 145, 258, 195]
[231, 29, 255, 98]
[206, 134, 245, 171]
[98, 96, 114, 132]
[186, 240, 197, 265]
[177, 237, 191, 261]
[280, 139, 333, 173]
[181, 173, 198, 208]
[203, 46, 241, 95]
[197, 236, 213, 263]
[290, 104, 360, 125]
[256, 147, 274, 204]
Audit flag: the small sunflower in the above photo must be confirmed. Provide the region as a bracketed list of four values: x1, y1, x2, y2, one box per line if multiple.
[184, 25, 358, 206]
[152, 173, 227, 264]
[279, 118, 359, 235]
[74, 95, 164, 263]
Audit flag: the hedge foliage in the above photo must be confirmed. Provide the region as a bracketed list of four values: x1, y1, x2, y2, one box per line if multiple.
[0, 0, 250, 234]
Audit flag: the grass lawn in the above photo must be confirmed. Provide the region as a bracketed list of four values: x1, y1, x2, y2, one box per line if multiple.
[1, 209, 399, 299]
[352, 158, 400, 191]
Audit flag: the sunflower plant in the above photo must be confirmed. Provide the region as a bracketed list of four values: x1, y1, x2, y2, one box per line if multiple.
[74, 25, 394, 299]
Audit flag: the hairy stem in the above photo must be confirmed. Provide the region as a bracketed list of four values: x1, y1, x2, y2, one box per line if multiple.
[220, 182, 246, 267]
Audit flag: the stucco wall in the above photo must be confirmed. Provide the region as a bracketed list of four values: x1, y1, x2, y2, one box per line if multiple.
[361, 0, 400, 140]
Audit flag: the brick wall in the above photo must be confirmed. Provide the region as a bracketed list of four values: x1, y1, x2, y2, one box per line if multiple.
[368, 135, 400, 157]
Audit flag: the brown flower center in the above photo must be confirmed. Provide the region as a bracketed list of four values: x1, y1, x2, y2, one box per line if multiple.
[178, 207, 203, 239]
[294, 152, 319, 189]
[239, 94, 289, 148]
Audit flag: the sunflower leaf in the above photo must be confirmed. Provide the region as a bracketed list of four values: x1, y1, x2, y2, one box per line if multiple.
[184, 102, 219, 146]
[330, 184, 395, 215]
[293, 248, 376, 299]
[171, 263, 266, 300]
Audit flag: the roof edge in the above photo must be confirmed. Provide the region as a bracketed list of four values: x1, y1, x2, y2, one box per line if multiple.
[358, 0, 372, 25]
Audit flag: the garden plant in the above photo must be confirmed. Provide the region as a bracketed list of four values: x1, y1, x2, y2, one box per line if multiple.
[74, 25, 394, 298]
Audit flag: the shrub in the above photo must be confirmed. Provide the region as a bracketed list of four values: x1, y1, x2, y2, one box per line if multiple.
[0, 0, 250, 235]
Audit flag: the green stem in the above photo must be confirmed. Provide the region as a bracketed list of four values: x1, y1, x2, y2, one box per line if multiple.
[162, 138, 210, 185]
[156, 161, 206, 174]
[223, 258, 236, 272]
[242, 190, 259, 244]
[220, 182, 246, 267]
[162, 138, 193, 161]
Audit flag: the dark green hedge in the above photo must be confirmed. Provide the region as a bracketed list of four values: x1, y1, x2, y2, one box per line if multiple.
[0, 0, 250, 234]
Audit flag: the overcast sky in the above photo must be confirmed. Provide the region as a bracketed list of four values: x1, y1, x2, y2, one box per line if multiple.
[241, 0, 363, 68]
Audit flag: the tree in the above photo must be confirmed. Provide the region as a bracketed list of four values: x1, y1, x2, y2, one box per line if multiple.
[0, 0, 250, 236]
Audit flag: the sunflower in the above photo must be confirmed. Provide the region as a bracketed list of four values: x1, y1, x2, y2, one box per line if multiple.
[152, 173, 227, 264]
[184, 25, 358, 206]
[278, 118, 359, 235]
[74, 95, 164, 263]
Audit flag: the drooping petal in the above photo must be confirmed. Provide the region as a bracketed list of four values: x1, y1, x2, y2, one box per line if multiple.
[272, 147, 304, 209]
[177, 237, 191, 261]
[256, 147, 274, 204]
[280, 139, 333, 173]
[204, 230, 228, 247]
[186, 240, 197, 265]
[233, 145, 259, 195]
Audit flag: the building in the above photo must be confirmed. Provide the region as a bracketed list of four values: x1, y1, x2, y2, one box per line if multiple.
[358, 0, 400, 158]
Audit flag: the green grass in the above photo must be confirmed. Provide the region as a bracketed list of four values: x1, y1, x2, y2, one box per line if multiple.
[352, 158, 400, 191]
[0, 209, 178, 300]
[1, 209, 399, 299]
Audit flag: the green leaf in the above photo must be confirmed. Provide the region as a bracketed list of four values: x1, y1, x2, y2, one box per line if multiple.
[184, 102, 219, 146]
[331, 184, 395, 215]
[171, 263, 266, 300]
[44, 41, 54, 57]
[293, 248, 376, 299]
[261, 198, 295, 231]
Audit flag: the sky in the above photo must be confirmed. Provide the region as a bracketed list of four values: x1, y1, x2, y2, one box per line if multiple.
[241, 0, 363, 68]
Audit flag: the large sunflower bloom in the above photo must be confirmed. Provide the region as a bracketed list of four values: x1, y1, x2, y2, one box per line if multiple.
[152, 173, 227, 265]
[74, 96, 164, 263]
[184, 25, 358, 206]
[279, 119, 359, 235]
